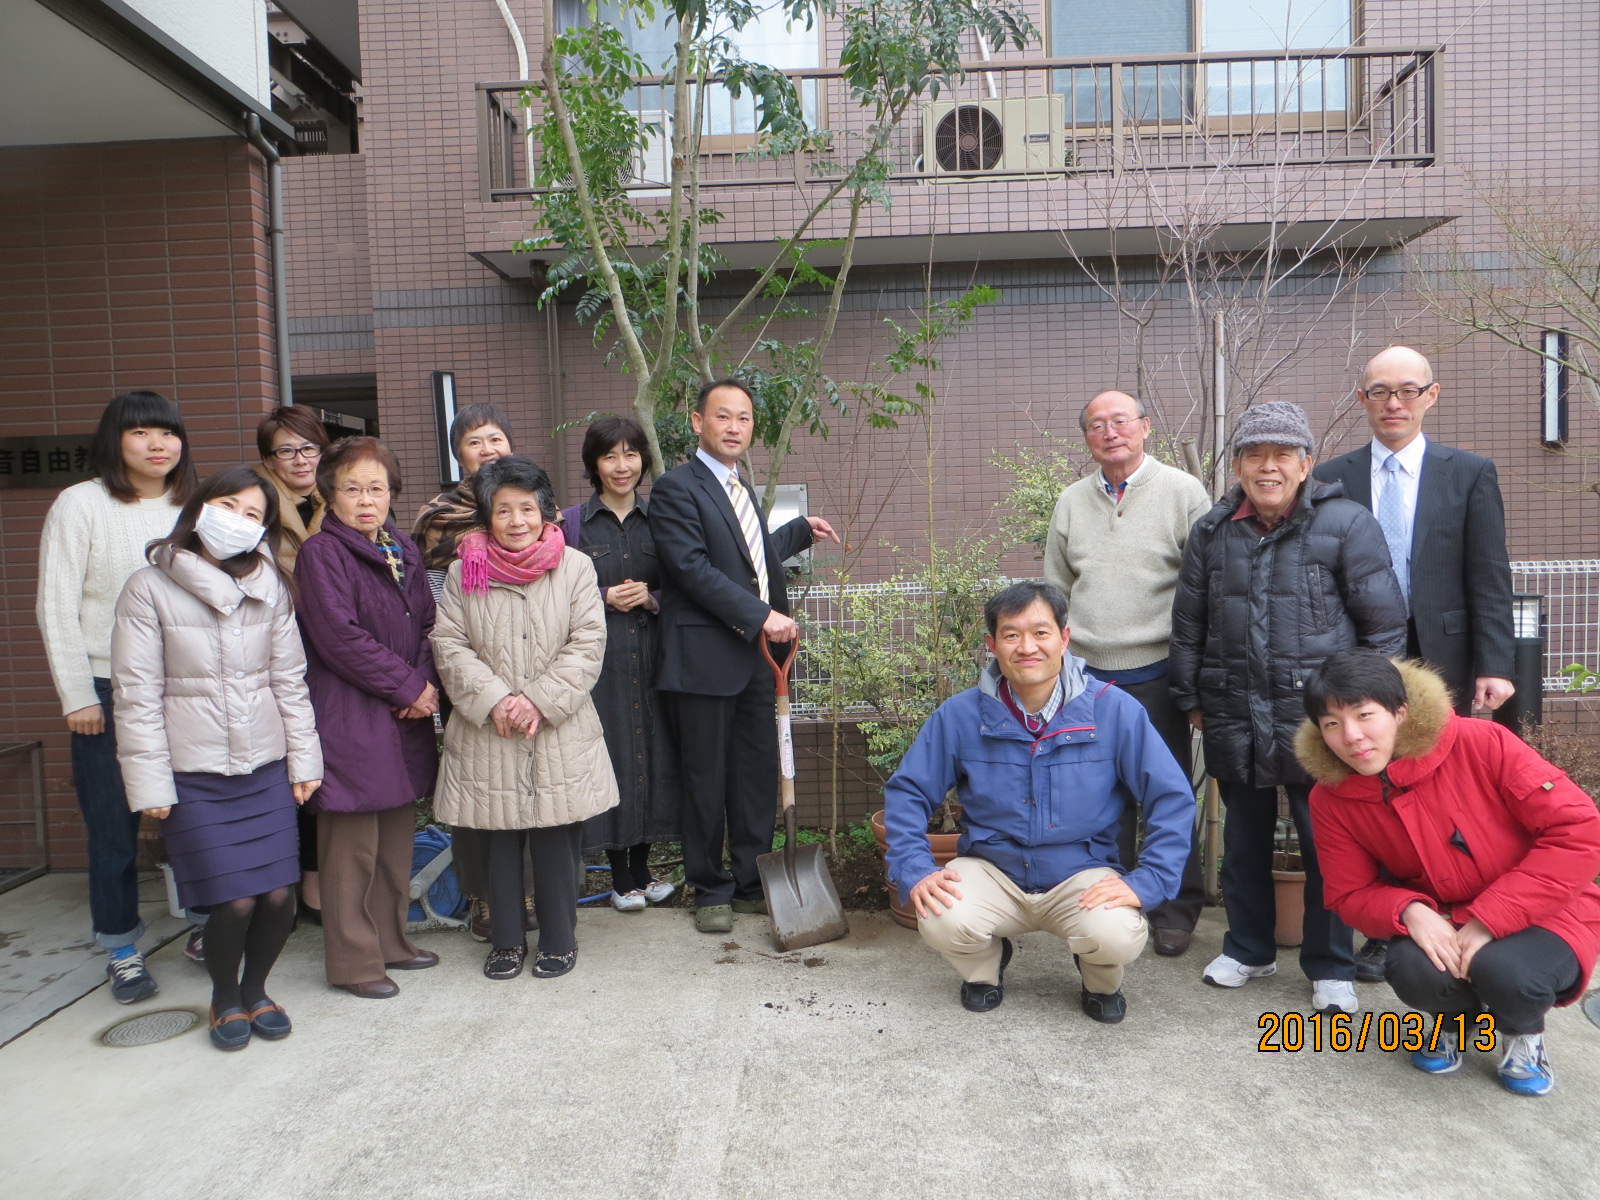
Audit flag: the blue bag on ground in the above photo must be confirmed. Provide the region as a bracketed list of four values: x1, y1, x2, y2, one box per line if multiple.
[408, 824, 468, 923]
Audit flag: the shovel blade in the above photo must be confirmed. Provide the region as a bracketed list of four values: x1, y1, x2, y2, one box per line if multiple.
[755, 843, 850, 952]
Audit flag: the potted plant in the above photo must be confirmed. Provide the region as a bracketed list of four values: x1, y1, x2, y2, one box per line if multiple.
[804, 541, 998, 928]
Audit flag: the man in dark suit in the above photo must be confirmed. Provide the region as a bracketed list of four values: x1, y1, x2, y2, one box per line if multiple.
[651, 379, 839, 934]
[1315, 345, 1516, 980]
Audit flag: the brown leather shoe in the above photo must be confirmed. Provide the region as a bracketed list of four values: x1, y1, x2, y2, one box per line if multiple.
[1152, 927, 1192, 957]
[524, 896, 539, 932]
[384, 950, 440, 971]
[335, 977, 399, 999]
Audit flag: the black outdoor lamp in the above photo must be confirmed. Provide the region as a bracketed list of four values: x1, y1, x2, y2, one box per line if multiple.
[1492, 592, 1545, 731]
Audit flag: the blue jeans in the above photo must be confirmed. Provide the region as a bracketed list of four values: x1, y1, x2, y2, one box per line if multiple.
[70, 678, 145, 950]
[1218, 780, 1354, 982]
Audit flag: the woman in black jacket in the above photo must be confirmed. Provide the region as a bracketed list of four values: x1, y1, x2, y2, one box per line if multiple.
[1169, 402, 1407, 1013]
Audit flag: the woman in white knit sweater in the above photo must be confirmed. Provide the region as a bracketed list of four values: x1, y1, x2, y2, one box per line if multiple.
[35, 391, 197, 1005]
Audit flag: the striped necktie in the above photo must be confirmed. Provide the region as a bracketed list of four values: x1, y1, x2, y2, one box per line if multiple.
[726, 473, 770, 602]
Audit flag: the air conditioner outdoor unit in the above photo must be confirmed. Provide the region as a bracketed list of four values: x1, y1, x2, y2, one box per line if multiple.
[922, 95, 1066, 180]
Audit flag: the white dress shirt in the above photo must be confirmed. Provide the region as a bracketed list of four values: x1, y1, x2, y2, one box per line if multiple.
[1369, 433, 1427, 549]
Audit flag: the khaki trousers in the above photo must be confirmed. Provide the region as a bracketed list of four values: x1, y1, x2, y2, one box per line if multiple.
[918, 858, 1149, 995]
[318, 804, 419, 986]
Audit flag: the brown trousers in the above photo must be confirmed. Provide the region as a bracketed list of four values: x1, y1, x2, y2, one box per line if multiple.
[318, 804, 419, 986]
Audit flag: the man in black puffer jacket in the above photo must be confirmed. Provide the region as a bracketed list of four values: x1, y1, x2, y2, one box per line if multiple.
[1170, 401, 1407, 1014]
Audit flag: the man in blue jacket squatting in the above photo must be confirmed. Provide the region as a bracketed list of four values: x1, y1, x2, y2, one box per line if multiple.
[884, 581, 1197, 1023]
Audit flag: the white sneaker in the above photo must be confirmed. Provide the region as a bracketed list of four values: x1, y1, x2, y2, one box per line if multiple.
[1202, 953, 1278, 988]
[1311, 980, 1359, 1013]
[610, 889, 647, 912]
[641, 878, 676, 904]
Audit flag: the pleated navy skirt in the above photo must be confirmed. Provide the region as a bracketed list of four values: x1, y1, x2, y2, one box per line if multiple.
[164, 759, 301, 908]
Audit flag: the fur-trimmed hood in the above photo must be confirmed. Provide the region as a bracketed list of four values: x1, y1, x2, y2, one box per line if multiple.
[1293, 658, 1456, 789]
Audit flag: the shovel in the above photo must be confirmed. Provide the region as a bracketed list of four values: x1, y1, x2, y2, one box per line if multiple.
[755, 632, 849, 952]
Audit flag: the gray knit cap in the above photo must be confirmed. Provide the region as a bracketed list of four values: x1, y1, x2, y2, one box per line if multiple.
[1231, 401, 1314, 453]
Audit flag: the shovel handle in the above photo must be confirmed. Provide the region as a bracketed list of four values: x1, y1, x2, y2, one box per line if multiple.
[760, 631, 800, 699]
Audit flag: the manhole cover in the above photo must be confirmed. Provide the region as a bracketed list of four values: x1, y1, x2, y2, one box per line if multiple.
[101, 1008, 201, 1047]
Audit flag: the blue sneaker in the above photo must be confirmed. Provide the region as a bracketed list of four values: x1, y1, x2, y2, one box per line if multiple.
[1409, 1030, 1461, 1075]
[1497, 1033, 1554, 1096]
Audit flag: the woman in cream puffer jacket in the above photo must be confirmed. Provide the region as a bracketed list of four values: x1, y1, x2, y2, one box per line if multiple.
[431, 455, 618, 981]
[111, 465, 322, 1049]
[115, 539, 321, 810]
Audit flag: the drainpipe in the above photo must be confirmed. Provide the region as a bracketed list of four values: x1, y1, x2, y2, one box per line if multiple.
[245, 113, 294, 406]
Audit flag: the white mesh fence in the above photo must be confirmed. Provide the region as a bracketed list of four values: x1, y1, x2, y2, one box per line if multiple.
[787, 561, 1600, 719]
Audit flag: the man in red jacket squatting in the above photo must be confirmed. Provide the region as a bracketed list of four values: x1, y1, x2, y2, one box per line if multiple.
[1295, 649, 1600, 1096]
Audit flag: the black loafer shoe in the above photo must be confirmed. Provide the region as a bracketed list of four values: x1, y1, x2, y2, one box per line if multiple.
[1152, 927, 1192, 957]
[959, 937, 1014, 1013]
[246, 998, 292, 1040]
[1080, 987, 1127, 1024]
[209, 1006, 252, 1051]
[1355, 938, 1388, 983]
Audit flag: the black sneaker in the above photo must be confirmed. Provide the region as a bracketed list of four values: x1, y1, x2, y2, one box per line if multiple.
[1355, 938, 1389, 983]
[1080, 987, 1127, 1024]
[960, 938, 1014, 1013]
[484, 945, 526, 980]
[106, 951, 158, 1005]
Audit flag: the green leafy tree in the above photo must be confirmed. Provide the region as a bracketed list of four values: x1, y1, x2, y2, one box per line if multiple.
[523, 0, 1034, 507]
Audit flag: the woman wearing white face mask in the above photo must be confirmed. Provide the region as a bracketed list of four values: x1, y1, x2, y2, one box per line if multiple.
[112, 466, 323, 1051]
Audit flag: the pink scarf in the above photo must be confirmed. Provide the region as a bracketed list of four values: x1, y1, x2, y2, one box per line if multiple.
[458, 523, 566, 594]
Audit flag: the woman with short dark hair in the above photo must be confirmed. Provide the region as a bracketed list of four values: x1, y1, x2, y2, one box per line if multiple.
[296, 437, 443, 999]
[410, 402, 530, 939]
[432, 456, 618, 979]
[1297, 649, 1600, 1096]
[113, 466, 322, 1049]
[36, 390, 198, 1004]
[563, 417, 682, 910]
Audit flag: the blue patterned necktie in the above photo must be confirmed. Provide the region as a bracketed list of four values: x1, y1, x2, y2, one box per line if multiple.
[1377, 453, 1410, 606]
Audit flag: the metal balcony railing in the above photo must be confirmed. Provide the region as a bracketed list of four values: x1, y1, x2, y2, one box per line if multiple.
[479, 45, 1439, 200]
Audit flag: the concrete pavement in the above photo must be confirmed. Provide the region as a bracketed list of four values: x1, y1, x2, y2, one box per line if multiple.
[1, 880, 1595, 1200]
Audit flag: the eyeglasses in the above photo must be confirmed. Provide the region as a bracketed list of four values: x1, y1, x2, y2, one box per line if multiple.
[335, 484, 391, 499]
[271, 444, 324, 460]
[1085, 415, 1146, 436]
[1362, 386, 1432, 403]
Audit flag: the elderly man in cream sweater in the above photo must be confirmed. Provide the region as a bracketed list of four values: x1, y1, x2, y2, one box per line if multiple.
[1044, 390, 1212, 956]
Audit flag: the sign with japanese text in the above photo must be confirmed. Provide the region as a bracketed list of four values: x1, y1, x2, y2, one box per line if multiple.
[0, 436, 95, 489]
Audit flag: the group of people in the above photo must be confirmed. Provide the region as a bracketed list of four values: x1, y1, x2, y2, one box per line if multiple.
[35, 353, 1599, 1093]
[39, 378, 831, 1052]
[884, 347, 1600, 1098]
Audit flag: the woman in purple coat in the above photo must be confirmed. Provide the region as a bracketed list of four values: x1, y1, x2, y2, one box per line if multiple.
[295, 437, 442, 999]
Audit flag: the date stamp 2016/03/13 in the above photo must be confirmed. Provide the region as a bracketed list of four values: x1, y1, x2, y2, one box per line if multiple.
[1258, 1011, 1497, 1053]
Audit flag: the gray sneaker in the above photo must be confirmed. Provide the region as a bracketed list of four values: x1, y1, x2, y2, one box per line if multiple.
[106, 951, 158, 1004]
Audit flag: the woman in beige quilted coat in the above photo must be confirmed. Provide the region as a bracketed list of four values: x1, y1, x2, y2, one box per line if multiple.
[432, 456, 618, 980]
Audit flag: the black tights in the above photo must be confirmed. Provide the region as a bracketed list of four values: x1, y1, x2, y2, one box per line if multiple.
[605, 843, 653, 894]
[203, 886, 296, 1013]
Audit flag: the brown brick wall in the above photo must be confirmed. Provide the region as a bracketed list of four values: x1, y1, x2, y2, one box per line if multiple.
[0, 138, 276, 868]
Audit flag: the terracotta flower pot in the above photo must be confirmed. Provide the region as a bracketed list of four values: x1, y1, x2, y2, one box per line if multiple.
[1272, 850, 1306, 948]
[871, 808, 963, 930]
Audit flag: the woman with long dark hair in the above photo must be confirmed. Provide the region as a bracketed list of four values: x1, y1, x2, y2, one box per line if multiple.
[563, 417, 681, 910]
[113, 466, 322, 1049]
[36, 390, 199, 1005]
